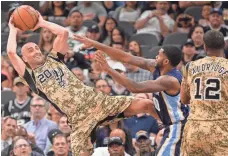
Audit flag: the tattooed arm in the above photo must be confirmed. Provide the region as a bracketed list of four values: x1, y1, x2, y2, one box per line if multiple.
[73, 35, 157, 73]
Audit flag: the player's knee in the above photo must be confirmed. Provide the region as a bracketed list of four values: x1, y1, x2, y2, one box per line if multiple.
[142, 99, 153, 112]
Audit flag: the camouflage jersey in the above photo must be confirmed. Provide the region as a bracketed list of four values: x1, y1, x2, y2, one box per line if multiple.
[183, 56, 228, 120]
[181, 56, 228, 156]
[22, 51, 134, 155]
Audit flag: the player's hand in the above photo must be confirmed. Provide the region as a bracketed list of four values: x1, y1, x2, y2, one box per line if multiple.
[72, 34, 94, 49]
[8, 16, 21, 32]
[31, 11, 45, 31]
[95, 51, 110, 72]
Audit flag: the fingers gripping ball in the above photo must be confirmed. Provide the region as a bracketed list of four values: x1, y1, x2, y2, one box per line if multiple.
[12, 5, 39, 31]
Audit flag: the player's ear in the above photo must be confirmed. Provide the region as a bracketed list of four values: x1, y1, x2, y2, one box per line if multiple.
[164, 59, 169, 65]
[22, 56, 28, 63]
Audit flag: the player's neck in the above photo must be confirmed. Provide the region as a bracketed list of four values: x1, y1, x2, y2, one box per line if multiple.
[207, 51, 224, 57]
[160, 66, 175, 75]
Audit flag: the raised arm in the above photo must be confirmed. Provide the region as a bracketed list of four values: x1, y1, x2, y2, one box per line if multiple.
[34, 12, 69, 54]
[95, 52, 176, 93]
[73, 35, 157, 73]
[7, 17, 26, 77]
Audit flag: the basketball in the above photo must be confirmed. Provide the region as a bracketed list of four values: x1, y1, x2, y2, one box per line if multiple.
[12, 5, 39, 31]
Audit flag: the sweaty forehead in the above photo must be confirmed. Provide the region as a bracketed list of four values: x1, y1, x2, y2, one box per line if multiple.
[21, 42, 38, 54]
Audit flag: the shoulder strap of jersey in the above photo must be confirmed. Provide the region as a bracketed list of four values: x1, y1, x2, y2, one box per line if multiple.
[22, 68, 39, 94]
[183, 62, 191, 80]
[48, 50, 65, 63]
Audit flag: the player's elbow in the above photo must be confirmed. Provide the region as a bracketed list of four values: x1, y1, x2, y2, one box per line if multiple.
[7, 50, 16, 56]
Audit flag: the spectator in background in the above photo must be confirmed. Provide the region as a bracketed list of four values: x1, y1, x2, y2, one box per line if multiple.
[2, 77, 31, 126]
[10, 137, 43, 156]
[177, 39, 204, 73]
[50, 134, 71, 156]
[81, 25, 102, 62]
[134, 130, 155, 156]
[205, 8, 228, 36]
[58, 115, 72, 135]
[1, 57, 14, 90]
[65, 1, 77, 10]
[199, 4, 212, 27]
[102, 2, 121, 15]
[71, 67, 85, 83]
[102, 17, 118, 45]
[135, 1, 174, 42]
[71, 2, 107, 27]
[1, 117, 17, 151]
[86, 60, 102, 87]
[47, 104, 62, 124]
[42, 1, 69, 26]
[64, 51, 91, 70]
[95, 79, 112, 95]
[24, 96, 58, 151]
[113, 1, 141, 23]
[178, 1, 211, 11]
[111, 27, 127, 47]
[173, 14, 195, 33]
[128, 40, 143, 57]
[93, 129, 133, 156]
[106, 62, 131, 96]
[111, 42, 125, 51]
[188, 25, 205, 55]
[124, 93, 159, 143]
[1, 126, 44, 156]
[66, 9, 87, 52]
[125, 52, 153, 82]
[38, 28, 56, 56]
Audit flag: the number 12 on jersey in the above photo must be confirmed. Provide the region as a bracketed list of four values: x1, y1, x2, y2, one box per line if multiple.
[194, 77, 221, 100]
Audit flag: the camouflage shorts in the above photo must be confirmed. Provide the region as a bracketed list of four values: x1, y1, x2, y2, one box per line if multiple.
[181, 120, 228, 156]
[63, 86, 134, 156]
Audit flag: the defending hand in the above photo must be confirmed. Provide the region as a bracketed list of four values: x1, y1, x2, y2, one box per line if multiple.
[95, 51, 111, 72]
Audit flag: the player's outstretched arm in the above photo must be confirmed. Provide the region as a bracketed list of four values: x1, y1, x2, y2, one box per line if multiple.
[7, 16, 26, 77]
[33, 12, 69, 54]
[95, 51, 176, 93]
[73, 35, 157, 73]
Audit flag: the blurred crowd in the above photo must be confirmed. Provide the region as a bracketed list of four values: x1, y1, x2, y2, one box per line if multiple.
[1, 1, 228, 156]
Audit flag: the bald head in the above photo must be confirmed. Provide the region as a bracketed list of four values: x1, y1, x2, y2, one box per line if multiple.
[21, 42, 44, 68]
[21, 42, 37, 56]
[110, 129, 126, 144]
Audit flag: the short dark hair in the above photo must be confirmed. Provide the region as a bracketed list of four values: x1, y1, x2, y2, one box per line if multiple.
[162, 45, 182, 67]
[68, 8, 83, 17]
[3, 116, 17, 123]
[53, 134, 67, 144]
[204, 30, 225, 50]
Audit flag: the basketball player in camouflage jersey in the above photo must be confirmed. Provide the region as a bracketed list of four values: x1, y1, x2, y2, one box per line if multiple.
[7, 14, 158, 155]
[181, 30, 228, 155]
